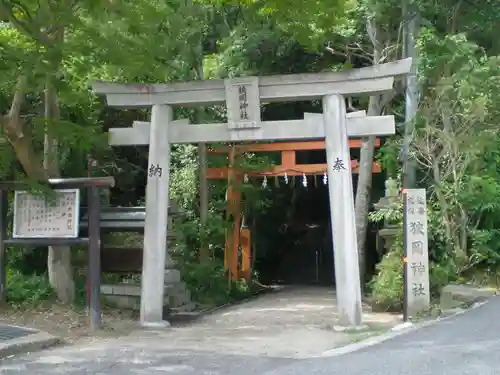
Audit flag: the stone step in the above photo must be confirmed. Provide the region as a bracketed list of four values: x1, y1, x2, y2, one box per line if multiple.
[101, 280, 193, 309]
[103, 293, 174, 310]
[104, 295, 141, 310]
[165, 281, 188, 295]
[101, 283, 141, 297]
[119, 269, 180, 285]
[166, 287, 191, 307]
[101, 280, 189, 297]
[168, 302, 197, 313]
[100, 265, 192, 311]
[165, 310, 201, 324]
[103, 294, 195, 311]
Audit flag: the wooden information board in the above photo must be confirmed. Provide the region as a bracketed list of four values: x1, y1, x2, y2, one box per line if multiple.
[12, 189, 80, 239]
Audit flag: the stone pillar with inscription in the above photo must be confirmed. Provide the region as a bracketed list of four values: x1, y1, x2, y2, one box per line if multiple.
[404, 188, 430, 317]
[140, 104, 173, 328]
[322, 94, 363, 326]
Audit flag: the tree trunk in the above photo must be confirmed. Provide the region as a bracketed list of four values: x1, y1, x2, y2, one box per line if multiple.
[2, 76, 46, 181]
[198, 142, 209, 260]
[1, 72, 75, 303]
[44, 70, 75, 304]
[0, 2, 75, 303]
[354, 18, 384, 284]
[354, 105, 381, 284]
[194, 38, 209, 262]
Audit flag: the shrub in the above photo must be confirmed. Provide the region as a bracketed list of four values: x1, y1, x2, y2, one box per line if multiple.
[6, 269, 55, 306]
[370, 242, 404, 311]
[180, 258, 252, 308]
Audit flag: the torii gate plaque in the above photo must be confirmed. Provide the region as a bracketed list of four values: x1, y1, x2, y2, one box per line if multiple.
[93, 58, 411, 328]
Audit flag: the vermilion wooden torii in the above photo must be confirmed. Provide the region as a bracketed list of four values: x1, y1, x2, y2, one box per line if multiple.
[208, 137, 382, 281]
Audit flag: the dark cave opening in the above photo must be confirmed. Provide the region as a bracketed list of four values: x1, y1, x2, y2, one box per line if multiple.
[256, 181, 333, 285]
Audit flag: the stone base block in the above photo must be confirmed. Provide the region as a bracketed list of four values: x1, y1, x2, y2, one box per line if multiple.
[101, 272, 195, 312]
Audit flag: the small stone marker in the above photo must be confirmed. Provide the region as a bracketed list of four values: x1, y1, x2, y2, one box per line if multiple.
[13, 189, 80, 238]
[403, 188, 430, 317]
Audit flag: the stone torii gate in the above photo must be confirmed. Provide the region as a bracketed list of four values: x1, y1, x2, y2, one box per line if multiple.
[92, 58, 411, 328]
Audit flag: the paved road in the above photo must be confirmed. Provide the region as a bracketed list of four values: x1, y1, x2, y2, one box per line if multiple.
[0, 297, 498, 374]
[274, 297, 500, 375]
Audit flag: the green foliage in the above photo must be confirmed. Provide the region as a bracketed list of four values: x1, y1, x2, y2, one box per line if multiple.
[370, 240, 403, 311]
[376, 138, 402, 179]
[370, 21, 500, 311]
[213, 0, 353, 49]
[179, 258, 251, 308]
[368, 199, 402, 225]
[6, 269, 54, 306]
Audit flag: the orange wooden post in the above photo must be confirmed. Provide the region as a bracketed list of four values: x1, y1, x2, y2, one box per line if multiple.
[224, 185, 242, 280]
[281, 150, 296, 169]
[223, 148, 235, 274]
[240, 227, 252, 281]
[223, 146, 242, 281]
[230, 190, 241, 280]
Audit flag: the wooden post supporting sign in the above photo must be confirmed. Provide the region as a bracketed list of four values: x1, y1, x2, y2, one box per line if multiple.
[0, 177, 114, 331]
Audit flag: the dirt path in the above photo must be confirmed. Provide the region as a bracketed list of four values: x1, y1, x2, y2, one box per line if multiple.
[129, 285, 402, 358]
[0, 286, 403, 358]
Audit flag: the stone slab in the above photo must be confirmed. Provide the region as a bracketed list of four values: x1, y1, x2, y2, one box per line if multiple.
[101, 279, 186, 298]
[103, 294, 193, 311]
[103, 295, 141, 310]
[0, 325, 35, 342]
[440, 284, 497, 310]
[0, 325, 59, 359]
[109, 284, 141, 297]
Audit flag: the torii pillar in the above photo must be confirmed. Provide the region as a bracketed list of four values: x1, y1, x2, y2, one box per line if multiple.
[323, 95, 363, 325]
[140, 104, 172, 328]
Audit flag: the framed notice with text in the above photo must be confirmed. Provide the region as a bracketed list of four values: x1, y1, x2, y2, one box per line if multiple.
[12, 189, 81, 239]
